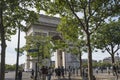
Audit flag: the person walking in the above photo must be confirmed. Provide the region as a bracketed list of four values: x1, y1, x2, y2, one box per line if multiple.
[83, 68, 88, 80]
[113, 64, 118, 80]
[56, 66, 61, 80]
[31, 69, 34, 79]
[47, 67, 52, 80]
[61, 66, 64, 78]
[18, 70, 22, 80]
[41, 66, 48, 80]
[68, 66, 71, 80]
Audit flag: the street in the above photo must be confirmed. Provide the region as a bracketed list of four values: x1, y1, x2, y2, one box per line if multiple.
[5, 70, 120, 80]
[5, 71, 31, 80]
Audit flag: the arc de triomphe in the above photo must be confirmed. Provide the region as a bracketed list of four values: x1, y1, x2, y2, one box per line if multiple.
[24, 14, 80, 70]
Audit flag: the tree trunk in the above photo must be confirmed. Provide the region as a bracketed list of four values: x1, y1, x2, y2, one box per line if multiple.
[79, 48, 82, 77]
[0, 5, 6, 80]
[86, 32, 93, 80]
[111, 54, 115, 64]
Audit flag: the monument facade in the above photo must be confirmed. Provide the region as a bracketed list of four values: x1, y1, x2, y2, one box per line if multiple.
[25, 14, 80, 71]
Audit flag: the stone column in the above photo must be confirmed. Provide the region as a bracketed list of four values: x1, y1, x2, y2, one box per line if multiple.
[62, 52, 66, 68]
[55, 50, 63, 68]
[24, 55, 30, 71]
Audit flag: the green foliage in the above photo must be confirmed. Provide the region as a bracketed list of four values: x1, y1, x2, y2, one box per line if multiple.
[82, 62, 88, 68]
[95, 19, 120, 53]
[5, 64, 23, 71]
[34, 0, 119, 79]
[51, 39, 68, 51]
[82, 61, 112, 68]
[97, 62, 112, 68]
[5, 64, 16, 71]
[0, 0, 39, 41]
[15, 48, 24, 57]
[24, 35, 53, 59]
[94, 19, 120, 63]
[39, 0, 120, 50]
[0, 0, 40, 80]
[58, 17, 80, 41]
[39, 0, 120, 55]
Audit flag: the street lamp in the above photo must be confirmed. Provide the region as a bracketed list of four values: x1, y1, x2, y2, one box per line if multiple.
[15, 26, 21, 80]
[28, 40, 45, 80]
[28, 48, 39, 80]
[35, 42, 44, 80]
[35, 43, 40, 80]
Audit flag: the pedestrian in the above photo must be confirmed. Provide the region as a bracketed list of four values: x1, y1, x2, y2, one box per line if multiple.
[41, 66, 48, 80]
[107, 67, 110, 75]
[83, 68, 88, 80]
[56, 66, 61, 80]
[93, 75, 96, 80]
[68, 66, 71, 80]
[101, 67, 103, 73]
[31, 69, 34, 79]
[47, 67, 52, 80]
[82, 68, 85, 77]
[54, 68, 57, 77]
[95, 68, 98, 74]
[76, 67, 78, 76]
[18, 70, 22, 80]
[73, 67, 75, 76]
[112, 64, 118, 79]
[61, 66, 64, 78]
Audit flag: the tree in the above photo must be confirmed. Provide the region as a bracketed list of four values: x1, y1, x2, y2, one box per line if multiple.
[0, 0, 39, 80]
[25, 35, 53, 63]
[95, 19, 120, 64]
[58, 16, 87, 77]
[15, 48, 24, 57]
[5, 64, 22, 71]
[38, 0, 119, 80]
[68, 40, 86, 76]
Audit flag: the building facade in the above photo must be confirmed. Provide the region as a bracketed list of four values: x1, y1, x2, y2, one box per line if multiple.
[103, 56, 120, 63]
[25, 14, 80, 71]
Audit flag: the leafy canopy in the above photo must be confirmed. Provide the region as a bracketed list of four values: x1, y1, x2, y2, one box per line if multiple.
[0, 0, 39, 40]
[95, 19, 120, 54]
[25, 35, 53, 59]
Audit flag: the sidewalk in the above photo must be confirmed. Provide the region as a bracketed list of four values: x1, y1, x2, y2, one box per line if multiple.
[94, 73, 120, 80]
[52, 76, 82, 80]
[52, 73, 120, 80]
[23, 72, 120, 80]
[5, 71, 120, 80]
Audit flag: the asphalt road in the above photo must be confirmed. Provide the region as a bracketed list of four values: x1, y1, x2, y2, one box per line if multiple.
[5, 71, 31, 80]
[5, 70, 120, 80]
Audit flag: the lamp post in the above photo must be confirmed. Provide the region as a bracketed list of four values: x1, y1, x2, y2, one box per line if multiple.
[15, 26, 21, 80]
[35, 43, 40, 80]
[28, 48, 39, 80]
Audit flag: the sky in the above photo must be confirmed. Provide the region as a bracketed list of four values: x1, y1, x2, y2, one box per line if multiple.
[5, 31, 26, 65]
[4, 31, 116, 65]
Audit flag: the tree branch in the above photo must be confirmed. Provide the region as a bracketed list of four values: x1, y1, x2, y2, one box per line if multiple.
[114, 44, 120, 53]
[66, 0, 86, 31]
[83, 7, 88, 30]
[105, 47, 112, 55]
[88, 0, 91, 17]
